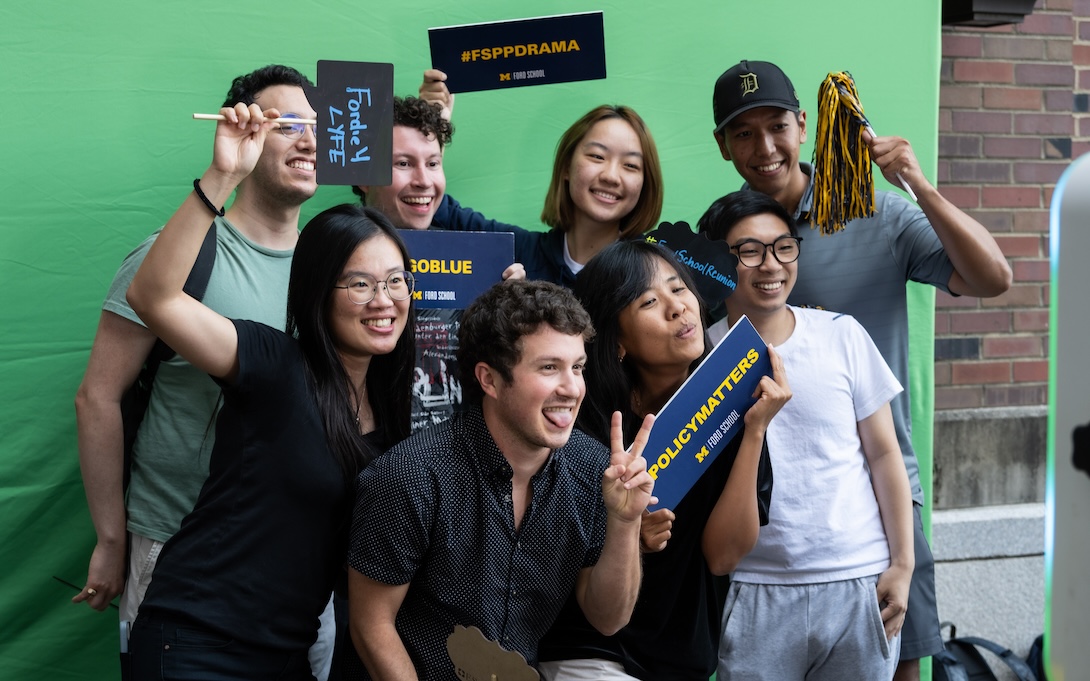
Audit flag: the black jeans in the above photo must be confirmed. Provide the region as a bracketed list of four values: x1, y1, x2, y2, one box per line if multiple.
[130, 614, 315, 681]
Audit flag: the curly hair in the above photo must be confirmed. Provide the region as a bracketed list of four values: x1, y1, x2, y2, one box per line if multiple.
[352, 96, 454, 200]
[457, 280, 594, 405]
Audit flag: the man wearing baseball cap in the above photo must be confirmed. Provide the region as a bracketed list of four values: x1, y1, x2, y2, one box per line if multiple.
[707, 59, 1012, 681]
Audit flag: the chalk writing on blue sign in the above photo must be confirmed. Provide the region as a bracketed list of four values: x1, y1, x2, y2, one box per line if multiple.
[346, 88, 371, 163]
[327, 88, 374, 167]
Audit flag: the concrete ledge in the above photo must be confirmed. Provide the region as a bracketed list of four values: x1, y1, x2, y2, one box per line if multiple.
[932, 502, 1045, 561]
[933, 406, 1048, 509]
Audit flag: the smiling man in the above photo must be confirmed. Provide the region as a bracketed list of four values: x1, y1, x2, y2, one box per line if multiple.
[346, 280, 654, 680]
[701, 190, 913, 681]
[354, 94, 523, 285]
[709, 59, 1012, 681]
[72, 65, 338, 678]
[353, 96, 451, 231]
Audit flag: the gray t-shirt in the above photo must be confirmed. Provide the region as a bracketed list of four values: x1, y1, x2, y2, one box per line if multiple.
[103, 216, 293, 542]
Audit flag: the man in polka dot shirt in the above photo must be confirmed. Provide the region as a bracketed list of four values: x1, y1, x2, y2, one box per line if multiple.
[346, 280, 655, 680]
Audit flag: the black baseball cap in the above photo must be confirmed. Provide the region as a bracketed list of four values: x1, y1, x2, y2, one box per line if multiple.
[712, 60, 800, 133]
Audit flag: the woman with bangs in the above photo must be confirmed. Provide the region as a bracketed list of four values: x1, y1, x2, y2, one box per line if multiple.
[425, 82, 665, 287]
[535, 239, 790, 680]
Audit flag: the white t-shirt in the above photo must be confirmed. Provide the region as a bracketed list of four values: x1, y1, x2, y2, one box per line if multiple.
[562, 234, 585, 276]
[710, 307, 903, 585]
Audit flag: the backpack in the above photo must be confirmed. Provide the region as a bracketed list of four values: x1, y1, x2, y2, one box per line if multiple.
[119, 222, 217, 489]
[932, 622, 1038, 681]
[1025, 634, 1047, 681]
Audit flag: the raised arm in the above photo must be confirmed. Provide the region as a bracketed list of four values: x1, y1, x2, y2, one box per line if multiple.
[867, 134, 1012, 298]
[71, 311, 157, 611]
[126, 103, 278, 382]
[702, 345, 791, 576]
[858, 402, 914, 640]
[576, 412, 655, 635]
[348, 569, 417, 681]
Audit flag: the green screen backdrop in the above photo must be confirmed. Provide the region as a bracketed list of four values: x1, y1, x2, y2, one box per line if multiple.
[1, 2, 940, 677]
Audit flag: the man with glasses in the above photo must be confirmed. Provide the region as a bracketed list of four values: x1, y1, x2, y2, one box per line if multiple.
[707, 60, 1012, 681]
[701, 189, 914, 681]
[72, 64, 337, 679]
[346, 280, 653, 680]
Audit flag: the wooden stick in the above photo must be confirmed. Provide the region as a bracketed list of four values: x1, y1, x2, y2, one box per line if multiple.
[192, 113, 318, 125]
[864, 124, 917, 202]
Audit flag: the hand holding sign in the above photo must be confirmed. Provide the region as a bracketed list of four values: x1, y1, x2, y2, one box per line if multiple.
[419, 69, 454, 120]
[640, 508, 674, 553]
[207, 103, 282, 184]
[196, 60, 393, 186]
[744, 345, 792, 433]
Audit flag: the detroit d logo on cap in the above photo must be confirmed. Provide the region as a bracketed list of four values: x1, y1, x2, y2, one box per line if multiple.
[740, 73, 759, 97]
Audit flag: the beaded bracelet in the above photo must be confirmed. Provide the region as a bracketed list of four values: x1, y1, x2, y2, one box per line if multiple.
[192, 179, 225, 217]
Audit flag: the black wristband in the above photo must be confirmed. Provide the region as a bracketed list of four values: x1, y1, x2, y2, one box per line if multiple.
[192, 179, 225, 217]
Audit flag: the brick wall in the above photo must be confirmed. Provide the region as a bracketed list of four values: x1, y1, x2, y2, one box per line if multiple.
[935, 0, 1088, 410]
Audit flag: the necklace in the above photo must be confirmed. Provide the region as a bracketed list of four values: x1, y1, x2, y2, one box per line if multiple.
[354, 384, 367, 427]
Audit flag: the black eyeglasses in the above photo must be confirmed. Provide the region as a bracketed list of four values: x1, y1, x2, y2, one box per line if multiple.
[275, 113, 317, 140]
[729, 236, 803, 268]
[334, 272, 415, 304]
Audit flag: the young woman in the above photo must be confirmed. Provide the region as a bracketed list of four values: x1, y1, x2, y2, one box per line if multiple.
[431, 104, 665, 287]
[535, 240, 790, 680]
[125, 104, 414, 680]
[699, 191, 913, 681]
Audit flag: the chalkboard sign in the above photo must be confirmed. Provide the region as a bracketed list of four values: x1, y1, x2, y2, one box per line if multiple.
[311, 60, 393, 186]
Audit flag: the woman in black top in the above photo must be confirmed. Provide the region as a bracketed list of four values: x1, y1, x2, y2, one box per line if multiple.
[126, 103, 414, 681]
[537, 240, 789, 681]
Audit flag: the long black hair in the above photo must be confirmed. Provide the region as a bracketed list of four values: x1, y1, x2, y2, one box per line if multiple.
[286, 204, 415, 480]
[573, 240, 708, 444]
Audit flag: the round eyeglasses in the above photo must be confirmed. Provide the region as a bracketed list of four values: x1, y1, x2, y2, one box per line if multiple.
[729, 236, 803, 268]
[334, 271, 416, 305]
[275, 113, 317, 140]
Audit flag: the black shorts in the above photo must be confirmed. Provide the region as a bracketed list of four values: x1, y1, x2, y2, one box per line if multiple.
[900, 504, 945, 660]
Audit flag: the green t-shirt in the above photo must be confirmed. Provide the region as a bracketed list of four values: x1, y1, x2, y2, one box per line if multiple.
[103, 216, 294, 542]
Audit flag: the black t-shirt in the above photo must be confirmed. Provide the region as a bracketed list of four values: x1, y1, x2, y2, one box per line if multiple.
[138, 320, 351, 652]
[537, 424, 772, 681]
